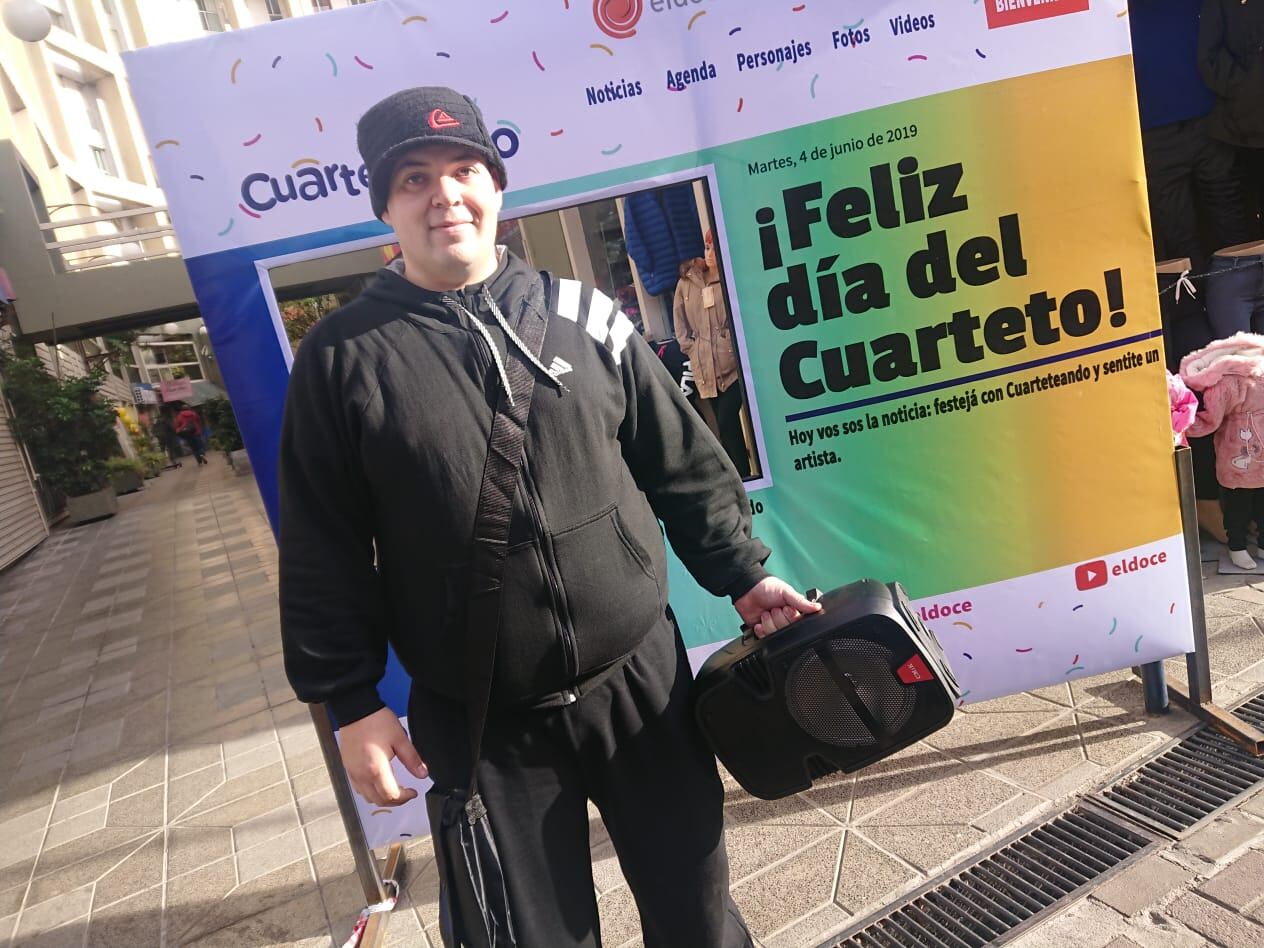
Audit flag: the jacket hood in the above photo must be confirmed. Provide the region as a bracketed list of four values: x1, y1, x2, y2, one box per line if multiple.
[1180, 332, 1264, 389]
[360, 247, 538, 324]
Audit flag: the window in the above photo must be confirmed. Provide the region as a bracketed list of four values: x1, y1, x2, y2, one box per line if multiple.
[59, 78, 118, 177]
[312, 0, 332, 11]
[348, 0, 374, 4]
[37, 0, 72, 32]
[195, 0, 224, 31]
[100, 0, 132, 50]
[264, 0, 284, 20]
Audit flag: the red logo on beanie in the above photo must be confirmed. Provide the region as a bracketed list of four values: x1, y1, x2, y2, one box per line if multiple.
[427, 108, 461, 130]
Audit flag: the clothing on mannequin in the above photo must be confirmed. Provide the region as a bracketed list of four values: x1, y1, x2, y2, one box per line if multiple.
[1182, 332, 1264, 567]
[673, 233, 750, 477]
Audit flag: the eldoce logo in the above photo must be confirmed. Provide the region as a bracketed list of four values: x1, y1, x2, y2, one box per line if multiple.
[1075, 560, 1108, 591]
[593, 0, 643, 39]
[1074, 550, 1171, 591]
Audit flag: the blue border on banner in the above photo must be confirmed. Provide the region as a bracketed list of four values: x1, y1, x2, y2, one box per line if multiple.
[186, 220, 414, 719]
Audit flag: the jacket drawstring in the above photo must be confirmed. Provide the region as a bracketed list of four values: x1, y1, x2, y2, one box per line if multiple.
[442, 287, 570, 406]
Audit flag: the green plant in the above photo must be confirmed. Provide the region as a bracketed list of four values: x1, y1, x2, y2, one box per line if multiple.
[105, 456, 143, 476]
[141, 451, 166, 477]
[1, 354, 119, 496]
[202, 397, 244, 453]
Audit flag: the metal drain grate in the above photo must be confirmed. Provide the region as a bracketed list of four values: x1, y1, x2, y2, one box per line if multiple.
[825, 805, 1155, 947]
[1094, 691, 1264, 838]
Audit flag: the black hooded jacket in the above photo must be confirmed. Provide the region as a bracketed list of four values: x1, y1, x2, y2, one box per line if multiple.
[278, 251, 770, 725]
[1200, 0, 1264, 148]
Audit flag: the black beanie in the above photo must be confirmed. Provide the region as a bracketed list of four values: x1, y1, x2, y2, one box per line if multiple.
[356, 86, 508, 220]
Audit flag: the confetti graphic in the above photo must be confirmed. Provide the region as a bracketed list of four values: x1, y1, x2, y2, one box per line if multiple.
[810, 73, 820, 98]
[354, 55, 375, 70]
[962, 652, 973, 660]
[242, 133, 263, 147]
[291, 158, 320, 168]
[737, 96, 744, 111]
[401, 15, 427, 25]
[1134, 634, 1144, 652]
[272, 55, 282, 68]
[601, 143, 623, 155]
[189, 174, 204, 181]
[325, 52, 338, 77]
[490, 9, 509, 23]
[1065, 665, 1085, 675]
[532, 50, 546, 71]
[315, 117, 324, 131]
[1072, 604, 1084, 611]
[155, 139, 180, 149]
[728, 26, 741, 35]
[975, 48, 987, 58]
[230, 58, 243, 84]
[216, 218, 234, 236]
[843, 18, 864, 29]
[1015, 647, 1033, 653]
[237, 203, 261, 219]
[687, 10, 706, 29]
[436, 51, 451, 58]
[1108, 617, 1117, 635]
[953, 621, 973, 630]
[550, 128, 565, 136]
[908, 54, 928, 62]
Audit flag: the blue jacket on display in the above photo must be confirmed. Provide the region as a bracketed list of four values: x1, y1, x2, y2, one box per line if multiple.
[623, 185, 706, 296]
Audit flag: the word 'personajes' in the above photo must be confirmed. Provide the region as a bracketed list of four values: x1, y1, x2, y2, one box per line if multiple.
[586, 78, 645, 106]
[240, 162, 369, 214]
[737, 39, 812, 72]
[667, 60, 718, 91]
[890, 13, 936, 35]
[832, 27, 871, 48]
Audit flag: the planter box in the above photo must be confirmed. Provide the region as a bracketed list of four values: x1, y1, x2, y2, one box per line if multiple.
[111, 469, 144, 495]
[65, 487, 119, 525]
[229, 449, 252, 476]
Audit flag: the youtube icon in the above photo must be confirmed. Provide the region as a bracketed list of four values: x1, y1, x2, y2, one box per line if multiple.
[1075, 560, 1108, 591]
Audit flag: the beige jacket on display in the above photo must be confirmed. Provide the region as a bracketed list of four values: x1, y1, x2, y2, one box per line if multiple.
[673, 265, 738, 399]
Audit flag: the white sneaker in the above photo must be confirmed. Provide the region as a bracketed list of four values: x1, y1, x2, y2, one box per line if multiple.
[1230, 548, 1257, 570]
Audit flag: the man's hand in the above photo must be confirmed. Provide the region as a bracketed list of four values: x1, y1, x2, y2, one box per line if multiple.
[339, 707, 429, 807]
[734, 576, 823, 638]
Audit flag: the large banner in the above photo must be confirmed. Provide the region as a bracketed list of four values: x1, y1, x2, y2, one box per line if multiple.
[126, 0, 1194, 845]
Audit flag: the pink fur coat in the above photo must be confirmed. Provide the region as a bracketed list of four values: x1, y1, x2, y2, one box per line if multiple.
[1182, 333, 1264, 490]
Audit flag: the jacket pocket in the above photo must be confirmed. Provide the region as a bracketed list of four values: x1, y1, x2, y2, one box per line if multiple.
[418, 544, 567, 703]
[552, 506, 663, 676]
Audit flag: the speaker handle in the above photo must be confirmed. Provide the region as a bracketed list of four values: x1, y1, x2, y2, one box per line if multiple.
[739, 587, 825, 642]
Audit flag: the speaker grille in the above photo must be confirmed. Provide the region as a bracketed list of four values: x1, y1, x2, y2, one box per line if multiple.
[786, 638, 916, 748]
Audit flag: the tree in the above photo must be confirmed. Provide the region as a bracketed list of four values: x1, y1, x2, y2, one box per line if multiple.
[0, 353, 120, 496]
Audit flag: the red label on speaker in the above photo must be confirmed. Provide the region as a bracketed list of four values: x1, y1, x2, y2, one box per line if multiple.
[897, 655, 933, 685]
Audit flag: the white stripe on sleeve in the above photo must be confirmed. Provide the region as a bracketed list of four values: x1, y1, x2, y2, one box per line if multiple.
[556, 279, 582, 322]
[584, 289, 614, 343]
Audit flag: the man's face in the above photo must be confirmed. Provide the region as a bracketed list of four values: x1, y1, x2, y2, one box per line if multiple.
[381, 143, 503, 290]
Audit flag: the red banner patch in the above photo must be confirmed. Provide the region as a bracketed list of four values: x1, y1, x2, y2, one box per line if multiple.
[985, 0, 1089, 29]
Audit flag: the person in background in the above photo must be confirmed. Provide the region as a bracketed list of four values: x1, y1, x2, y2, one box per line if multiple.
[1133, 0, 1253, 268]
[1199, 0, 1264, 239]
[173, 403, 207, 466]
[152, 412, 182, 468]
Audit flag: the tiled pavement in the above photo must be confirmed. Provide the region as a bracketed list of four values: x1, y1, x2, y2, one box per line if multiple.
[2, 458, 1264, 947]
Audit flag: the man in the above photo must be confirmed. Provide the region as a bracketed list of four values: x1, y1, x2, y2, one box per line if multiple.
[279, 87, 819, 947]
[173, 404, 206, 465]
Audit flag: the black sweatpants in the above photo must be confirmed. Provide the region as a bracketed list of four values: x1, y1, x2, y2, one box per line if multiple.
[711, 384, 751, 479]
[408, 615, 753, 948]
[1222, 487, 1264, 551]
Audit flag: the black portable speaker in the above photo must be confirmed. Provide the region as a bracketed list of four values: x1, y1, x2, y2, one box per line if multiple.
[693, 579, 961, 800]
